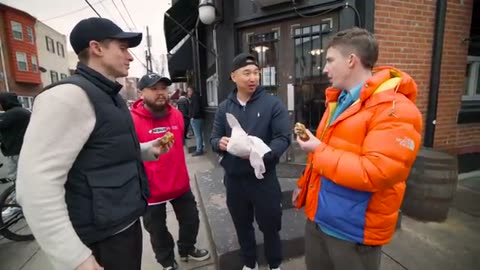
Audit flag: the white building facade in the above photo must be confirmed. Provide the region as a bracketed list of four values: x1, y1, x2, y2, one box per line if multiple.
[35, 21, 69, 86]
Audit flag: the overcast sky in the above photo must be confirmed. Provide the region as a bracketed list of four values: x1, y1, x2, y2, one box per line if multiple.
[0, 0, 172, 77]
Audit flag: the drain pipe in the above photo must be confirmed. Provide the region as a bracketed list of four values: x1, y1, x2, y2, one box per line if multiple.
[424, 0, 447, 147]
[0, 40, 9, 92]
[193, 17, 202, 96]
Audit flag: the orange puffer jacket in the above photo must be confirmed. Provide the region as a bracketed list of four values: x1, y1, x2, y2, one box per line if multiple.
[297, 66, 422, 245]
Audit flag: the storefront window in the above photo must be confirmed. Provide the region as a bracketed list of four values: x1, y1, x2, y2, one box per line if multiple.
[248, 31, 279, 95]
[293, 22, 333, 131]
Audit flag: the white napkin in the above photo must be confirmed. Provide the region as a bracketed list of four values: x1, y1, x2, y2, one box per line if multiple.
[226, 113, 272, 179]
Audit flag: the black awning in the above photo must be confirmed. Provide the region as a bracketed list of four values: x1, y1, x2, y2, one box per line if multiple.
[164, 0, 198, 52]
[168, 38, 193, 82]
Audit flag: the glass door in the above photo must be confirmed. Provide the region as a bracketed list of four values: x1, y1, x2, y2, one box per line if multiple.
[247, 31, 280, 96]
[293, 22, 334, 132]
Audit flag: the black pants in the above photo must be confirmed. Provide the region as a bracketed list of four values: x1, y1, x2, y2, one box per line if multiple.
[88, 220, 143, 270]
[143, 189, 200, 267]
[305, 220, 382, 270]
[183, 117, 190, 139]
[225, 173, 283, 268]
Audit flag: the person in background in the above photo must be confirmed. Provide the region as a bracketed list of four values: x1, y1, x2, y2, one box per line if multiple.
[188, 86, 204, 156]
[169, 88, 180, 108]
[0, 92, 31, 180]
[177, 91, 191, 142]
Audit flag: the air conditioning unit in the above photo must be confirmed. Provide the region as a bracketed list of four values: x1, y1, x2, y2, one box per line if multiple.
[254, 0, 293, 7]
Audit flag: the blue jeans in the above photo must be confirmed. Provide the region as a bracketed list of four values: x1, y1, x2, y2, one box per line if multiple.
[190, 118, 204, 153]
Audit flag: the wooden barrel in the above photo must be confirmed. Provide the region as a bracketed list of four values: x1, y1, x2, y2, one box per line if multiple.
[401, 147, 458, 222]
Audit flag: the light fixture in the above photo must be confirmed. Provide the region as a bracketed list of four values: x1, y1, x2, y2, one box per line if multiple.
[199, 0, 216, 25]
[254, 46, 269, 53]
[310, 49, 324, 56]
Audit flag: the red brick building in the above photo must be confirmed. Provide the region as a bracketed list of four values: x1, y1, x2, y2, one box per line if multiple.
[0, 4, 42, 98]
[375, 0, 478, 155]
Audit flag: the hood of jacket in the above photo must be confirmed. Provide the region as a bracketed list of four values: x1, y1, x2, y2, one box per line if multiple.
[0, 93, 21, 111]
[325, 66, 418, 106]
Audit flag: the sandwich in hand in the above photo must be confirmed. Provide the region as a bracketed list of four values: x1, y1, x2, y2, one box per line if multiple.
[159, 132, 174, 146]
[294, 122, 309, 141]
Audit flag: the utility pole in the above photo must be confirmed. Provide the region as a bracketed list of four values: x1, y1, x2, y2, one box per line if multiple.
[145, 26, 153, 73]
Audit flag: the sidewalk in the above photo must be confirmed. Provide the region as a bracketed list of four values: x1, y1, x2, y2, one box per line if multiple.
[195, 165, 480, 270]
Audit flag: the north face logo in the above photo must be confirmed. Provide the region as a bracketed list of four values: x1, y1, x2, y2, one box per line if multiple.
[396, 137, 415, 151]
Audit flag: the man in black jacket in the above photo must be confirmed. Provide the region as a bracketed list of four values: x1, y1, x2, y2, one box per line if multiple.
[188, 86, 204, 156]
[210, 53, 291, 270]
[176, 91, 190, 141]
[0, 92, 31, 180]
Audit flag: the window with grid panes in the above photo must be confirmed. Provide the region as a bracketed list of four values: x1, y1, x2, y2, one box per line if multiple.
[11, 21, 23, 40]
[248, 31, 279, 95]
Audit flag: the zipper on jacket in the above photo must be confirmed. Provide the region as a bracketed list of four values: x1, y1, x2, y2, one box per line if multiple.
[306, 104, 333, 187]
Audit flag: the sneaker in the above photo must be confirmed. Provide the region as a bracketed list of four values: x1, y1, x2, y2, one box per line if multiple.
[270, 268, 281, 270]
[162, 260, 178, 270]
[180, 247, 210, 262]
[242, 263, 258, 270]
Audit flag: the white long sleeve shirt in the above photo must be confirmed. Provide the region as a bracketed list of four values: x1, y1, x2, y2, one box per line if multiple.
[16, 84, 156, 270]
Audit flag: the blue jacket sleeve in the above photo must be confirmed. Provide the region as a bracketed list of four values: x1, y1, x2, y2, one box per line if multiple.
[265, 100, 291, 164]
[209, 103, 226, 154]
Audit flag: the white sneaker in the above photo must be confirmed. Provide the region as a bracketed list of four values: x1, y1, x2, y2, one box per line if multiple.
[242, 263, 258, 270]
[270, 268, 281, 270]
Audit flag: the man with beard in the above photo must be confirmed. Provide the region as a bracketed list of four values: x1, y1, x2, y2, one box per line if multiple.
[131, 73, 210, 270]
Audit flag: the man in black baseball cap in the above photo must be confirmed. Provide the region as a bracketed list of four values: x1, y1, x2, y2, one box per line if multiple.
[231, 52, 259, 73]
[67, 17, 142, 79]
[70, 17, 142, 54]
[210, 52, 291, 270]
[132, 73, 211, 269]
[17, 17, 173, 270]
[137, 73, 172, 90]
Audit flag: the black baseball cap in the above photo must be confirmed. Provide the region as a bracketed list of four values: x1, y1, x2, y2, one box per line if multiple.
[138, 73, 172, 90]
[70, 17, 142, 54]
[231, 53, 259, 72]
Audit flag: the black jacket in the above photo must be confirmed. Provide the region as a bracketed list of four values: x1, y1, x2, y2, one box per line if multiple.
[42, 63, 149, 245]
[177, 96, 190, 119]
[210, 87, 291, 177]
[0, 93, 31, 156]
[189, 92, 204, 119]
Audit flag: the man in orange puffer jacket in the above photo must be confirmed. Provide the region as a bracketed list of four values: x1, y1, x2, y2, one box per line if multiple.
[294, 27, 422, 270]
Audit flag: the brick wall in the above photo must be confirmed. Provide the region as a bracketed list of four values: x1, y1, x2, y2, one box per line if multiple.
[375, 0, 477, 154]
[4, 11, 41, 85]
[0, 5, 42, 96]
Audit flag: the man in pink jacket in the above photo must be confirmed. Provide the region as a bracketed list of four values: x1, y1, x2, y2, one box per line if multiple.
[131, 73, 210, 270]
